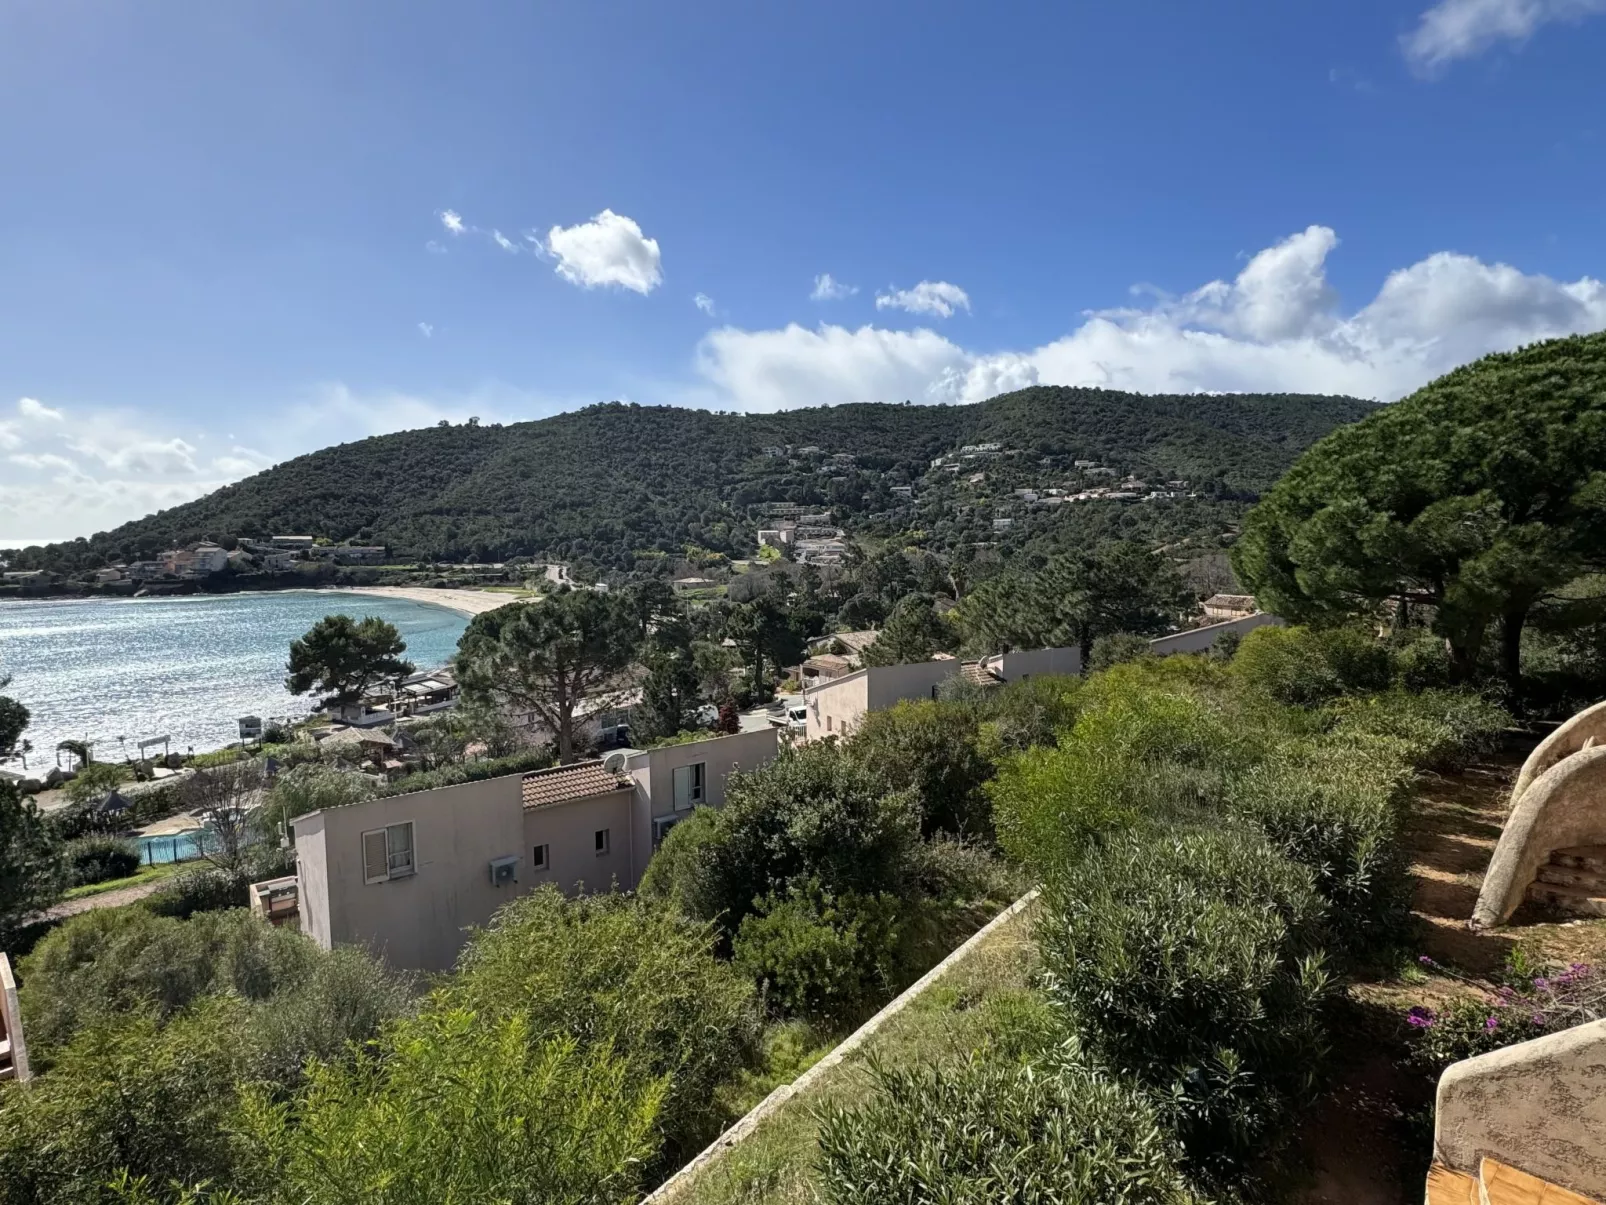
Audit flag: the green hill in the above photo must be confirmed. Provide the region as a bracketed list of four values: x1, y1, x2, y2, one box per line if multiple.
[7, 387, 1376, 572]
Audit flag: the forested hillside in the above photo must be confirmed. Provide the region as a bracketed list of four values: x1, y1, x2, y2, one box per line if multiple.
[8, 387, 1374, 571]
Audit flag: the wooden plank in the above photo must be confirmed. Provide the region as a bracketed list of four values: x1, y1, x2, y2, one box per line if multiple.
[1480, 1157, 1604, 1205]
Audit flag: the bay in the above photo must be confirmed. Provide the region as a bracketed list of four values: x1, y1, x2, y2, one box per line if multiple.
[0, 591, 467, 765]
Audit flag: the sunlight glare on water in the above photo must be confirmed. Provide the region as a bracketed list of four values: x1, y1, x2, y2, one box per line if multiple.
[0, 591, 467, 760]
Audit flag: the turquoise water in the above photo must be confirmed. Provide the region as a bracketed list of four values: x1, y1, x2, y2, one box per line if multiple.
[0, 591, 467, 761]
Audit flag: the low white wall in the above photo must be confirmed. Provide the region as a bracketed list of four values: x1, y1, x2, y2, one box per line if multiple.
[1149, 611, 1283, 656]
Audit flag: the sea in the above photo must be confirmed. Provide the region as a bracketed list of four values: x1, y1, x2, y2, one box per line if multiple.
[0, 591, 467, 764]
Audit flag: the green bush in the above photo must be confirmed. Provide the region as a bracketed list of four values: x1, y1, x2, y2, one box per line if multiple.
[1232, 624, 1393, 706]
[145, 866, 251, 919]
[1038, 827, 1331, 1182]
[1087, 631, 1156, 672]
[378, 746, 554, 798]
[1225, 738, 1415, 966]
[733, 880, 903, 1028]
[63, 835, 140, 887]
[1327, 687, 1508, 772]
[446, 886, 756, 1162]
[0, 998, 252, 1204]
[262, 764, 376, 834]
[640, 741, 921, 939]
[845, 700, 994, 836]
[62, 761, 128, 807]
[815, 1044, 1197, 1205]
[18, 906, 317, 1055]
[974, 672, 1081, 755]
[238, 1008, 664, 1205]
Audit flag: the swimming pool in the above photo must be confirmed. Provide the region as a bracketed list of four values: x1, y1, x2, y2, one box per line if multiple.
[137, 830, 205, 865]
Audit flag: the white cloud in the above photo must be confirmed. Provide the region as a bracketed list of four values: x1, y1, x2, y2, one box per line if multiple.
[439, 209, 466, 235]
[875, 280, 972, 319]
[810, 273, 858, 301]
[1402, 0, 1606, 70]
[543, 210, 663, 294]
[418, 322, 434, 338]
[695, 226, 1606, 410]
[425, 240, 447, 254]
[491, 229, 517, 253]
[693, 293, 716, 316]
[18, 397, 63, 422]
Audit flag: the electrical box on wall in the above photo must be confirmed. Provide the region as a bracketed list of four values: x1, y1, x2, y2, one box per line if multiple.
[488, 855, 519, 887]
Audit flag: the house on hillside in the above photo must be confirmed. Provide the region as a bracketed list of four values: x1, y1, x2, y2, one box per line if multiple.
[282, 728, 779, 970]
[1202, 593, 1259, 622]
[672, 576, 717, 593]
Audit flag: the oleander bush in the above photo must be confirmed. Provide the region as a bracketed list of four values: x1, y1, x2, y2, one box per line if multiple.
[1326, 687, 1508, 772]
[1232, 623, 1393, 706]
[733, 880, 904, 1028]
[1038, 827, 1332, 1182]
[815, 1044, 1198, 1205]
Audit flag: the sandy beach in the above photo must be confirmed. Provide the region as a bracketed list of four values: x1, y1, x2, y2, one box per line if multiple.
[332, 585, 531, 617]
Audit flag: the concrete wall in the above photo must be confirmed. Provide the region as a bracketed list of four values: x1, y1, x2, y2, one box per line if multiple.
[1473, 745, 1606, 928]
[1433, 1017, 1606, 1199]
[1510, 697, 1606, 807]
[523, 788, 635, 897]
[1148, 611, 1283, 656]
[865, 659, 960, 711]
[805, 670, 869, 742]
[987, 646, 1082, 680]
[626, 728, 781, 875]
[294, 775, 527, 972]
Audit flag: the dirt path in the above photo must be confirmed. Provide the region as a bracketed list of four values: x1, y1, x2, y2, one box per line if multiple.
[42, 877, 170, 920]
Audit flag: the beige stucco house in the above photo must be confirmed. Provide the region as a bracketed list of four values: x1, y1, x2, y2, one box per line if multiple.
[289, 727, 779, 971]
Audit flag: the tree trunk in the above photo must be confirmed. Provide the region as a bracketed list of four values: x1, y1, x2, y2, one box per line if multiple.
[1500, 608, 1527, 697]
[1078, 627, 1094, 675]
[557, 707, 574, 764]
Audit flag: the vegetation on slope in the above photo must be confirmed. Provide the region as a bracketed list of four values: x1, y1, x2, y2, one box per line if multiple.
[6, 387, 1373, 572]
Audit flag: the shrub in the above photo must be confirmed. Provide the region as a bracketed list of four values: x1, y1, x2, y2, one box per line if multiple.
[238, 1009, 664, 1205]
[1087, 631, 1155, 672]
[18, 906, 317, 1055]
[988, 679, 1246, 874]
[0, 998, 252, 1204]
[62, 761, 128, 807]
[1233, 624, 1393, 706]
[0, 780, 65, 950]
[815, 1044, 1197, 1205]
[974, 672, 1081, 755]
[733, 881, 903, 1028]
[146, 866, 251, 918]
[640, 741, 921, 939]
[845, 700, 994, 836]
[63, 835, 140, 887]
[1038, 827, 1331, 1182]
[1225, 738, 1415, 966]
[261, 764, 376, 834]
[1327, 688, 1508, 772]
[446, 886, 756, 1161]
[377, 746, 554, 798]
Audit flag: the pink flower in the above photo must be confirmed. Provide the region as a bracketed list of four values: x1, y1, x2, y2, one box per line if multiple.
[1485, 1015, 1500, 1031]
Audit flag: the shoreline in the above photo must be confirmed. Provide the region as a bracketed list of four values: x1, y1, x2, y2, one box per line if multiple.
[325, 585, 529, 617]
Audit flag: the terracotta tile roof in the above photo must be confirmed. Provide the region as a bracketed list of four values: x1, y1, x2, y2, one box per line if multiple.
[961, 660, 1005, 688]
[521, 760, 630, 810]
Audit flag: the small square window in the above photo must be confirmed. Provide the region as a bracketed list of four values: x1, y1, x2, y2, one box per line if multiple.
[595, 828, 610, 856]
[363, 821, 414, 884]
[532, 843, 550, 871]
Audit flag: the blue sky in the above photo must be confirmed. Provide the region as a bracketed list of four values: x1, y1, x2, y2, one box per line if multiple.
[2, 0, 1605, 544]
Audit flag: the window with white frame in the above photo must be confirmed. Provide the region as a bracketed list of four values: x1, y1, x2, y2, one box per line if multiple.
[672, 762, 705, 811]
[595, 828, 610, 856]
[532, 843, 550, 871]
[362, 821, 415, 884]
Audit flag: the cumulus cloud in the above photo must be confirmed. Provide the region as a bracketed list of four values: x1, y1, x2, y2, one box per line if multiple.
[811, 273, 858, 301]
[693, 293, 716, 316]
[439, 209, 466, 235]
[695, 226, 1606, 411]
[875, 280, 971, 319]
[543, 209, 662, 294]
[1402, 0, 1606, 70]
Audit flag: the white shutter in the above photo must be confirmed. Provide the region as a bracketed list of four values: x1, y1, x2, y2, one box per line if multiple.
[362, 829, 389, 883]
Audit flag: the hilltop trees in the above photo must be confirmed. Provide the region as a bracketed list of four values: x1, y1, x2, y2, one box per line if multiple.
[286, 616, 413, 719]
[1234, 332, 1606, 689]
[455, 593, 637, 763]
[861, 594, 955, 667]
